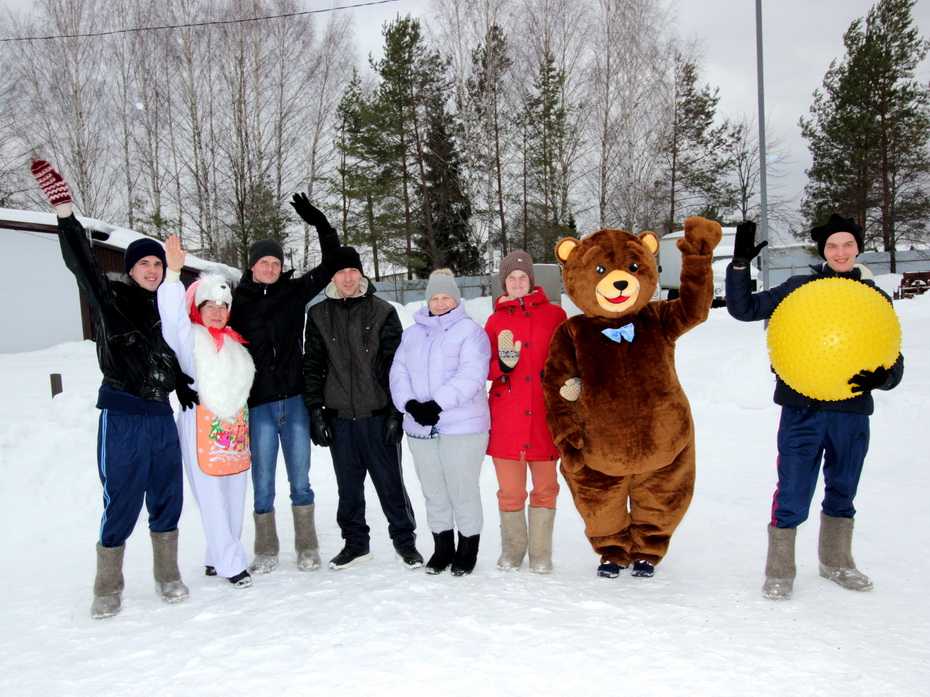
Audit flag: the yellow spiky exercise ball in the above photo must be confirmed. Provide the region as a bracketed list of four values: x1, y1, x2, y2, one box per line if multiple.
[767, 278, 901, 401]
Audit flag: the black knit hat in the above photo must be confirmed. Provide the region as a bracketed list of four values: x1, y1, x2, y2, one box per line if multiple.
[248, 239, 285, 269]
[811, 214, 864, 258]
[124, 238, 167, 274]
[328, 246, 364, 274]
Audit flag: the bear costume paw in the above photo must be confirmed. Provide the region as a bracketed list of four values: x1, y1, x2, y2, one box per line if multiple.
[559, 377, 582, 402]
[677, 216, 723, 257]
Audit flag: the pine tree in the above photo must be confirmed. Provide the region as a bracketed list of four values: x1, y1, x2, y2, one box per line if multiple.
[801, 0, 930, 267]
[415, 95, 481, 276]
[522, 50, 574, 262]
[660, 54, 738, 232]
[465, 24, 512, 257]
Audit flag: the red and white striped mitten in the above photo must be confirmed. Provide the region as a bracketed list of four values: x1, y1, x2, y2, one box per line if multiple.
[31, 159, 73, 207]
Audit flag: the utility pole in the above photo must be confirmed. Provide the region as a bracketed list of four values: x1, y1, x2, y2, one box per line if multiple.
[756, 0, 770, 291]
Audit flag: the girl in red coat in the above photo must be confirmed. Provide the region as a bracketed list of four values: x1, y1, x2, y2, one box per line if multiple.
[485, 250, 567, 572]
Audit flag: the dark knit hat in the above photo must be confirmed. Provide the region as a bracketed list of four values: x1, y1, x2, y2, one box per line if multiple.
[328, 246, 364, 274]
[248, 239, 285, 269]
[811, 214, 864, 258]
[124, 238, 167, 274]
[499, 249, 535, 291]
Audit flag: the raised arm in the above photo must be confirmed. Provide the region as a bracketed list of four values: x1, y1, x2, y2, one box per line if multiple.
[291, 194, 342, 303]
[156, 235, 195, 376]
[658, 216, 721, 340]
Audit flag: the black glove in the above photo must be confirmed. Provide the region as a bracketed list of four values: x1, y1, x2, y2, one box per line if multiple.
[405, 399, 443, 427]
[848, 366, 891, 394]
[175, 372, 199, 411]
[383, 411, 404, 445]
[308, 406, 334, 447]
[733, 221, 767, 266]
[290, 193, 330, 230]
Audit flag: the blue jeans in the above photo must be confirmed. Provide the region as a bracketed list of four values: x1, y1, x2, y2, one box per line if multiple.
[772, 406, 870, 528]
[249, 395, 314, 514]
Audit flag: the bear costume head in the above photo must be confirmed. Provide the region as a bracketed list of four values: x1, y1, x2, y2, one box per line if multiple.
[555, 229, 660, 319]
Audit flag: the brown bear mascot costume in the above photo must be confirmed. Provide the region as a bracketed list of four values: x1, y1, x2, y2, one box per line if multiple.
[543, 216, 722, 578]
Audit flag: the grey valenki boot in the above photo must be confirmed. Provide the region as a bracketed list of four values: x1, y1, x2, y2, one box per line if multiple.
[763, 524, 796, 600]
[250, 509, 280, 574]
[527, 507, 556, 574]
[151, 529, 189, 603]
[91, 542, 125, 619]
[496, 509, 528, 571]
[293, 504, 321, 571]
[818, 512, 873, 591]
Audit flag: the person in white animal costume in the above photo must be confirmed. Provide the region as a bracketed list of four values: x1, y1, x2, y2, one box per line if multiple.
[158, 235, 256, 588]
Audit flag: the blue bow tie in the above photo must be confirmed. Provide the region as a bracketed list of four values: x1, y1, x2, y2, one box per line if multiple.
[602, 323, 635, 344]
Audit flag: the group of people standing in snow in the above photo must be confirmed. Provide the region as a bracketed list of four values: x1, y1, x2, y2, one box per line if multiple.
[33, 159, 568, 620]
[31, 155, 901, 620]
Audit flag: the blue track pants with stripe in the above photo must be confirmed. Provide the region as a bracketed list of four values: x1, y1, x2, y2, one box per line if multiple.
[97, 410, 183, 548]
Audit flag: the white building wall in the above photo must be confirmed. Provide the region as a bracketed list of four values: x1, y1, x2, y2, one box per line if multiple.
[1, 228, 84, 353]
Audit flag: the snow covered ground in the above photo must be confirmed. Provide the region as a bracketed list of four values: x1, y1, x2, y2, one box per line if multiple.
[1, 285, 928, 697]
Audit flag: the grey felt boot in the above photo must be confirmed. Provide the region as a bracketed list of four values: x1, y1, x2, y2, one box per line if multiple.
[91, 543, 125, 619]
[818, 512, 873, 591]
[293, 504, 321, 571]
[527, 507, 556, 574]
[250, 509, 280, 574]
[496, 509, 528, 571]
[151, 529, 189, 603]
[762, 524, 796, 600]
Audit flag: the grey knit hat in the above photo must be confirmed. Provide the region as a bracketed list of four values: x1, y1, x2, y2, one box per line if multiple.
[499, 249, 535, 291]
[425, 268, 461, 304]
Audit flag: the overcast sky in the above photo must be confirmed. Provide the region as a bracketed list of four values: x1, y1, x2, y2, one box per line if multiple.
[2, 0, 928, 232]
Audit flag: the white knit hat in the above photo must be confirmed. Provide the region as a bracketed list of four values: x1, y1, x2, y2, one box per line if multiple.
[425, 268, 461, 304]
[186, 273, 233, 312]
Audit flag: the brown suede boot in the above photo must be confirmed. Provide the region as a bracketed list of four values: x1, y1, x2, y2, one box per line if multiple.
[818, 512, 873, 591]
[91, 542, 125, 619]
[527, 507, 555, 574]
[250, 509, 279, 574]
[763, 524, 796, 600]
[151, 529, 189, 603]
[293, 504, 321, 571]
[496, 509, 528, 571]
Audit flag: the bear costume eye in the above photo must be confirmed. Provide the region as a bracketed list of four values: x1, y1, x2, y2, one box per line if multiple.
[629, 263, 639, 272]
[595, 265, 605, 274]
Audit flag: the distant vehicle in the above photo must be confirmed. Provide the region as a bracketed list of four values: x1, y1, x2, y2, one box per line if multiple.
[658, 226, 758, 306]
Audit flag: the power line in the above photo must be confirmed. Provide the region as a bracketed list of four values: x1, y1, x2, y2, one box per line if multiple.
[0, 0, 399, 43]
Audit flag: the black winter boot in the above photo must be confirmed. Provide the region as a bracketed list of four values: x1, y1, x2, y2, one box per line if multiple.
[451, 532, 480, 576]
[426, 530, 455, 575]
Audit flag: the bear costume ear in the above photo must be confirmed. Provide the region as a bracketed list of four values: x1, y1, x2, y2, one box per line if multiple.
[555, 237, 579, 264]
[639, 231, 659, 255]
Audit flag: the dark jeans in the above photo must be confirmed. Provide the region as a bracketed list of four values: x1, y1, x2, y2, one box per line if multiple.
[772, 405, 870, 528]
[330, 414, 416, 550]
[96, 409, 183, 547]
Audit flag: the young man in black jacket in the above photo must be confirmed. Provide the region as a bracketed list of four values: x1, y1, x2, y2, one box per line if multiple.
[32, 160, 196, 619]
[726, 215, 903, 600]
[303, 246, 422, 570]
[227, 195, 339, 574]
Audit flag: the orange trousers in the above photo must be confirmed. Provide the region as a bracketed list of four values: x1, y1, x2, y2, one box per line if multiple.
[492, 457, 559, 511]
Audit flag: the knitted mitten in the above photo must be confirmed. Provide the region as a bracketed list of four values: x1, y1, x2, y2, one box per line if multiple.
[31, 159, 73, 207]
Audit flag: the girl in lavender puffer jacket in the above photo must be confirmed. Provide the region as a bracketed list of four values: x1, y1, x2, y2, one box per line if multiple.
[390, 269, 491, 576]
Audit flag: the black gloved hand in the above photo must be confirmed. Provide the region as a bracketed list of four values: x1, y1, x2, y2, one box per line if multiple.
[405, 399, 443, 427]
[308, 405, 334, 447]
[175, 372, 199, 411]
[290, 193, 330, 229]
[383, 411, 404, 445]
[848, 365, 891, 394]
[733, 221, 767, 266]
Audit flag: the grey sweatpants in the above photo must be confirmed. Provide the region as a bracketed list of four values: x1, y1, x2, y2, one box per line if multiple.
[407, 432, 488, 536]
